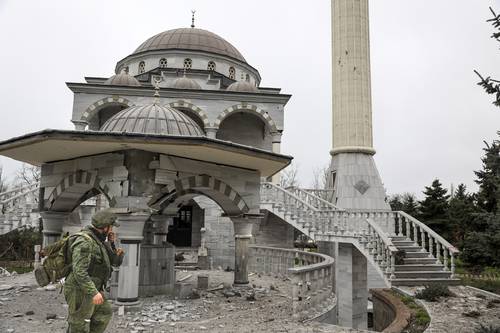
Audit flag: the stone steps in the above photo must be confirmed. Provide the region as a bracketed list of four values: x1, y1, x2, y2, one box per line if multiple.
[395, 264, 444, 272]
[391, 271, 452, 279]
[404, 251, 431, 258]
[391, 278, 461, 286]
[395, 245, 423, 252]
[403, 257, 438, 265]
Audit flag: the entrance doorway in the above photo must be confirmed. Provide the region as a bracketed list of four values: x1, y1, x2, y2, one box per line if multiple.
[167, 206, 193, 247]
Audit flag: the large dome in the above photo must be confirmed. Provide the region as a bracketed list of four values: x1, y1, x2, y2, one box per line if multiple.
[100, 104, 204, 136]
[132, 28, 246, 63]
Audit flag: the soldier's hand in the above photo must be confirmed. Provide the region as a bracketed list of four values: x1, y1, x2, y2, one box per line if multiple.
[107, 231, 116, 243]
[92, 292, 104, 305]
[116, 248, 125, 256]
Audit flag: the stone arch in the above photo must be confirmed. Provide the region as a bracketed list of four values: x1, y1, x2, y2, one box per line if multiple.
[168, 100, 210, 129]
[80, 96, 135, 124]
[149, 174, 249, 216]
[46, 171, 115, 212]
[213, 104, 278, 133]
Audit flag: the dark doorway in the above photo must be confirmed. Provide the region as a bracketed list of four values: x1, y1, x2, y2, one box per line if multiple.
[167, 206, 193, 247]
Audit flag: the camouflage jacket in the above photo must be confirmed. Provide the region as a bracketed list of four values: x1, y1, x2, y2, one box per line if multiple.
[64, 226, 124, 296]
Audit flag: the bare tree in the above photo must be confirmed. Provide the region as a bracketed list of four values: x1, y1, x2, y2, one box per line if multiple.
[0, 165, 8, 193]
[15, 164, 40, 187]
[311, 164, 329, 190]
[280, 162, 300, 188]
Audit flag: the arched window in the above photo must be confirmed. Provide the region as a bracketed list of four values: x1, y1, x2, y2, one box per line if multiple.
[124, 66, 129, 74]
[159, 58, 168, 68]
[229, 66, 235, 80]
[183, 58, 192, 70]
[207, 61, 216, 71]
[138, 61, 145, 74]
[245, 74, 250, 82]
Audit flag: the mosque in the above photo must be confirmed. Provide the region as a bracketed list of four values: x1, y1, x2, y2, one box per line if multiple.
[0, 2, 460, 330]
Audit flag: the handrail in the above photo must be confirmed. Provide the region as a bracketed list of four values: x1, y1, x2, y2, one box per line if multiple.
[365, 218, 398, 253]
[261, 182, 320, 212]
[0, 183, 39, 198]
[0, 187, 39, 205]
[285, 186, 341, 211]
[397, 211, 458, 253]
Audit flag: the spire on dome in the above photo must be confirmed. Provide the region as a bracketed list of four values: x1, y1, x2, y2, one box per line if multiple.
[191, 10, 196, 28]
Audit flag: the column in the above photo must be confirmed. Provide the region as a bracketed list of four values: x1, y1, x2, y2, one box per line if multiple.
[231, 215, 261, 285]
[336, 242, 368, 329]
[115, 212, 149, 305]
[72, 120, 88, 131]
[205, 127, 218, 139]
[78, 205, 95, 228]
[198, 227, 209, 269]
[271, 132, 283, 184]
[40, 211, 69, 247]
[149, 214, 173, 245]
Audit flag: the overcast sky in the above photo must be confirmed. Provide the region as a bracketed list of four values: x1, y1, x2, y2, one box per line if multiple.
[0, 0, 499, 198]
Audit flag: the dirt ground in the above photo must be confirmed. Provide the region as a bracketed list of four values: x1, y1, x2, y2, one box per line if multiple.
[0, 270, 362, 333]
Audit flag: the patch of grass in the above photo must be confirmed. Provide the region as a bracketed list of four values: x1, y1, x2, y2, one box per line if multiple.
[415, 284, 454, 302]
[391, 291, 430, 333]
[475, 324, 500, 333]
[5, 266, 33, 274]
[462, 278, 500, 295]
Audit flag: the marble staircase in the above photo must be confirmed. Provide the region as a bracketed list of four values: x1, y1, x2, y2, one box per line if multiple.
[260, 182, 460, 287]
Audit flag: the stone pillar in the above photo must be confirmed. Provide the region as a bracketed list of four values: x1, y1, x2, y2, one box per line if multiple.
[40, 211, 69, 247]
[78, 205, 95, 228]
[150, 214, 172, 245]
[115, 213, 149, 305]
[205, 127, 218, 139]
[72, 120, 88, 131]
[336, 242, 368, 329]
[231, 215, 260, 285]
[271, 132, 283, 184]
[197, 227, 209, 269]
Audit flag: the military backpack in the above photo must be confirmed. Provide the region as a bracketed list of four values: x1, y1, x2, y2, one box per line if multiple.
[34, 232, 93, 287]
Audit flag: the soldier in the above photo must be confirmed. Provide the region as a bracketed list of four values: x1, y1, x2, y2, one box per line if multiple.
[64, 210, 125, 333]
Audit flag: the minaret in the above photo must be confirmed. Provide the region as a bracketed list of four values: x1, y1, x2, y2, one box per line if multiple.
[329, 0, 389, 210]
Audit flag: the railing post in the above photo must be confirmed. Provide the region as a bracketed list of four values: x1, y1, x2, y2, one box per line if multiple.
[436, 242, 442, 264]
[405, 217, 411, 239]
[390, 254, 396, 280]
[443, 248, 449, 271]
[450, 252, 456, 278]
[395, 213, 401, 236]
[421, 229, 427, 252]
[428, 236, 434, 259]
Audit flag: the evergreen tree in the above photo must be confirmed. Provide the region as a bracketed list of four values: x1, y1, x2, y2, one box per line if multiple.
[418, 179, 450, 235]
[401, 193, 419, 216]
[474, 137, 500, 213]
[448, 184, 479, 244]
[389, 194, 403, 211]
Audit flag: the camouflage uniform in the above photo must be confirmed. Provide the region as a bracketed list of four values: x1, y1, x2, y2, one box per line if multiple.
[64, 212, 123, 333]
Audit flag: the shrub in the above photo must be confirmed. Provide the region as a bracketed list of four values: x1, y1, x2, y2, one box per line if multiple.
[394, 250, 406, 265]
[415, 284, 454, 302]
[414, 308, 430, 326]
[475, 325, 500, 333]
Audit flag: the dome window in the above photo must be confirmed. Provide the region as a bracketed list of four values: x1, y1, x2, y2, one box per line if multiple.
[245, 74, 250, 82]
[207, 61, 216, 71]
[184, 58, 192, 70]
[124, 66, 129, 74]
[138, 61, 145, 74]
[229, 67, 235, 80]
[159, 58, 168, 68]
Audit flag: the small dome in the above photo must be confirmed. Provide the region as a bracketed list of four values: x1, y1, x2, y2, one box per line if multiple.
[226, 81, 258, 93]
[100, 104, 204, 136]
[104, 72, 141, 87]
[170, 76, 201, 90]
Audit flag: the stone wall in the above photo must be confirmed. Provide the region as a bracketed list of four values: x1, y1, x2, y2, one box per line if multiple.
[253, 213, 294, 248]
[371, 289, 410, 333]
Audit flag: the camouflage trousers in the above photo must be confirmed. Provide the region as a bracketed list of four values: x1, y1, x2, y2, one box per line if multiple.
[63, 285, 112, 333]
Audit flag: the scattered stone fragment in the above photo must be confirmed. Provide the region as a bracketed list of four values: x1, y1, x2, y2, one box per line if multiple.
[13, 313, 24, 317]
[0, 285, 14, 291]
[46, 313, 57, 320]
[44, 285, 57, 291]
[246, 292, 256, 301]
[25, 310, 35, 315]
